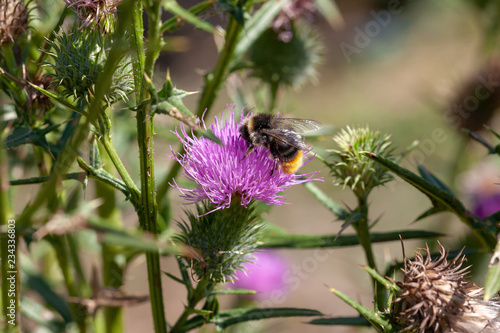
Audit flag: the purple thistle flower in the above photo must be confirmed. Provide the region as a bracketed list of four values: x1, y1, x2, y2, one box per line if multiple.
[231, 250, 289, 300]
[168, 104, 320, 213]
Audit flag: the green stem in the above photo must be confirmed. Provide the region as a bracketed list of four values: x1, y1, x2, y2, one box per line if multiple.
[353, 197, 376, 271]
[352, 196, 385, 310]
[134, 2, 167, 333]
[49, 236, 87, 332]
[101, 136, 140, 203]
[67, 235, 91, 297]
[131, 1, 145, 97]
[102, 256, 124, 333]
[171, 278, 211, 333]
[95, 149, 125, 333]
[197, 15, 243, 115]
[33, 146, 49, 177]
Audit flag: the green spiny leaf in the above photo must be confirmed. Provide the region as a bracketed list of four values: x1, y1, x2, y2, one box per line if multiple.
[163, 0, 217, 34]
[328, 287, 392, 332]
[309, 316, 370, 326]
[212, 307, 323, 330]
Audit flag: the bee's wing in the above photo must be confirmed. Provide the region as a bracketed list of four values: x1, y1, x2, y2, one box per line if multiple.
[273, 118, 322, 133]
[261, 128, 308, 149]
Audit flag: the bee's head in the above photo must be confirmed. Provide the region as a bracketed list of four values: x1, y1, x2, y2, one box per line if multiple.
[250, 131, 270, 146]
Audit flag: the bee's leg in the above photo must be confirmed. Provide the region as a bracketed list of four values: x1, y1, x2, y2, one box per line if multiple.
[268, 145, 280, 175]
[240, 145, 255, 161]
[270, 158, 278, 176]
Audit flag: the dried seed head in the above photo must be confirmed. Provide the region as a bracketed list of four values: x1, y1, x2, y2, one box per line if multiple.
[64, 0, 121, 31]
[0, 0, 29, 46]
[393, 242, 500, 333]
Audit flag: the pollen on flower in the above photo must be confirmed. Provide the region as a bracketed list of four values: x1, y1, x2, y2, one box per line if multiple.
[168, 104, 321, 213]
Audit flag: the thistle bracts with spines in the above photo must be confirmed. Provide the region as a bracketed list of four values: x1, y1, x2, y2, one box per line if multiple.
[44, 27, 133, 106]
[331, 126, 394, 199]
[249, 24, 322, 90]
[176, 201, 263, 283]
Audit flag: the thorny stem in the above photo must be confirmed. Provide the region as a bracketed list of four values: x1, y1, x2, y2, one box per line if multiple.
[95, 148, 125, 333]
[196, 15, 243, 115]
[353, 197, 376, 271]
[101, 135, 140, 203]
[133, 1, 167, 332]
[351, 196, 384, 310]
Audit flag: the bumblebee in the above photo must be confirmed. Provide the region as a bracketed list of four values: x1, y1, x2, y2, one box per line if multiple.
[239, 113, 321, 174]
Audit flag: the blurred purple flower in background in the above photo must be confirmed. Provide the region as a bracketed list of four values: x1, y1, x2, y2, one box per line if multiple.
[231, 250, 289, 300]
[272, 0, 317, 42]
[169, 104, 320, 213]
[461, 160, 500, 219]
[472, 192, 500, 219]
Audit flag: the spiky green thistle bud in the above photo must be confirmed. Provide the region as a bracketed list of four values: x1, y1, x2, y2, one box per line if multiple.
[0, 0, 29, 46]
[176, 201, 263, 283]
[331, 126, 394, 199]
[249, 24, 322, 91]
[45, 27, 133, 105]
[391, 243, 500, 333]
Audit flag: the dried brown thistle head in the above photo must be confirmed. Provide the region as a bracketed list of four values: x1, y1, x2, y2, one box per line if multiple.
[63, 0, 121, 30]
[0, 0, 29, 46]
[393, 242, 500, 333]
